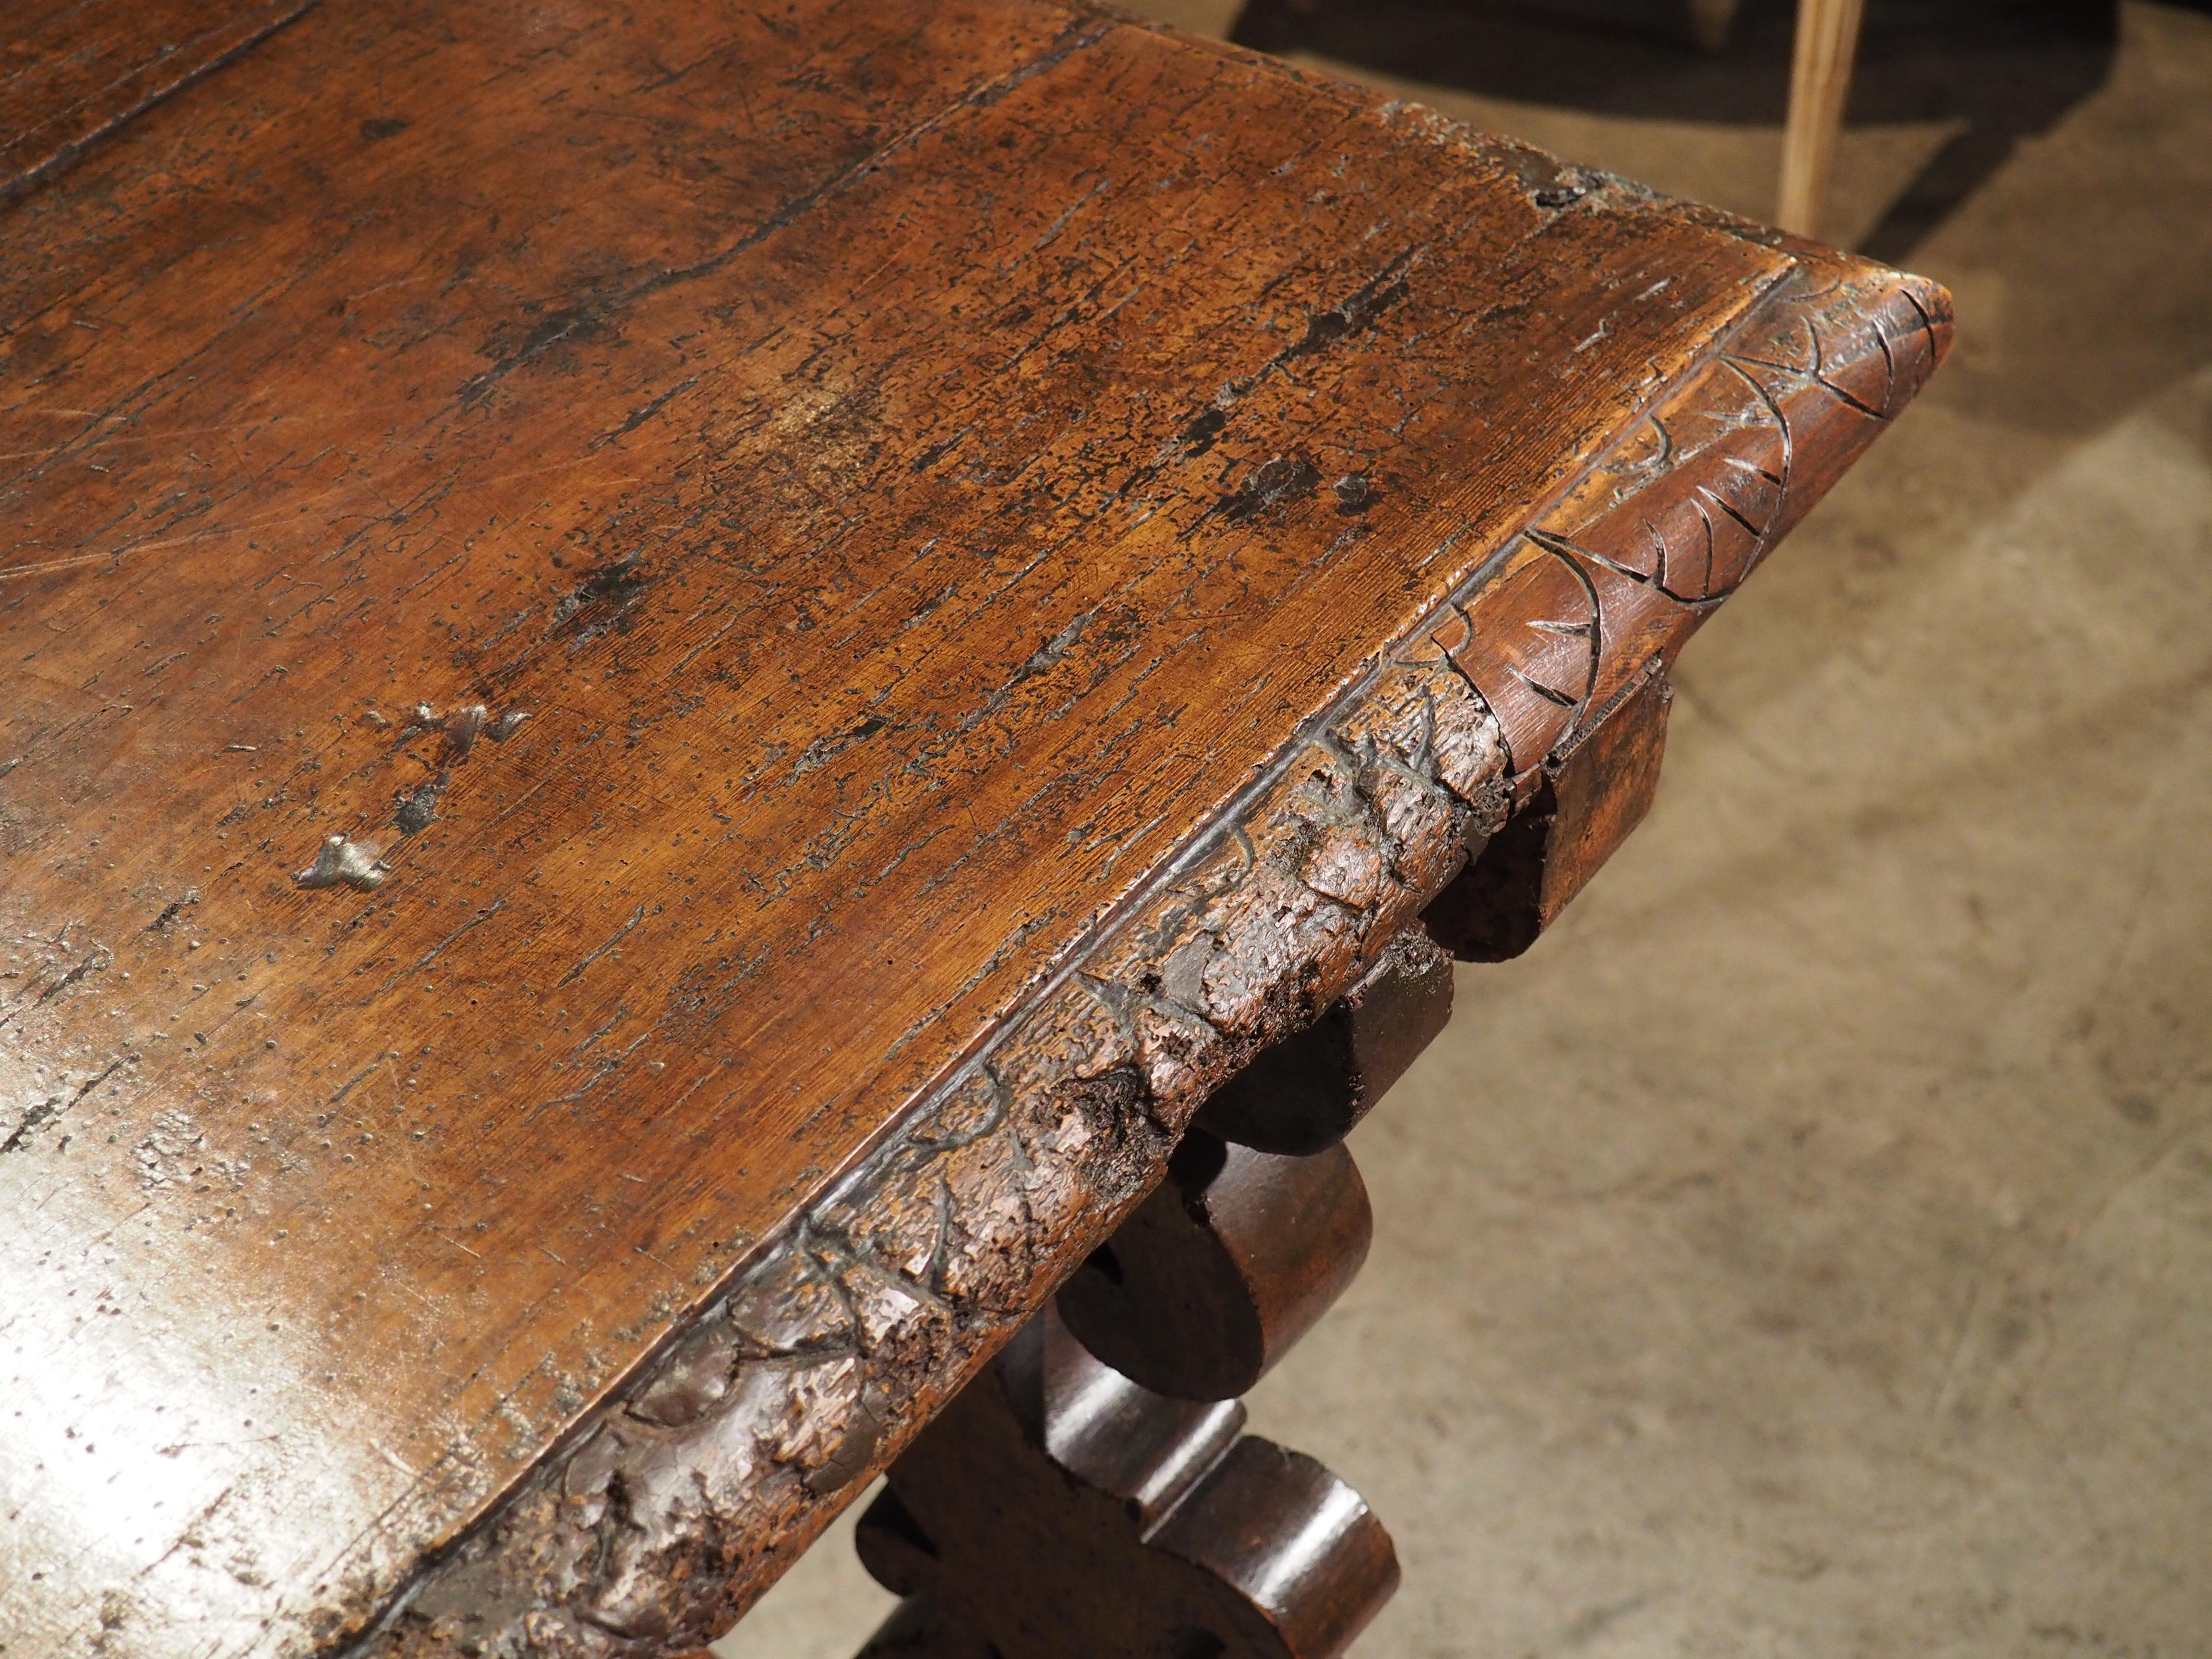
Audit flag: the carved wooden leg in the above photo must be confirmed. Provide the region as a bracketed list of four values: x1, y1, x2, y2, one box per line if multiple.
[852, 923, 1466, 1659]
[1422, 654, 1673, 963]
[854, 1310, 1397, 1659]
[1056, 1130, 1371, 1402]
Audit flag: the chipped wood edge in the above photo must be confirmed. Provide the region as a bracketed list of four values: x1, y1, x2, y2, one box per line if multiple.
[346, 249, 1951, 1659]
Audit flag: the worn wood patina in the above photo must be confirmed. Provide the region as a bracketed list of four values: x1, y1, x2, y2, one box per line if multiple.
[0, 0, 1948, 1654]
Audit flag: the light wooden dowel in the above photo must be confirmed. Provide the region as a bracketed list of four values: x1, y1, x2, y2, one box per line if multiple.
[1777, 0, 1867, 239]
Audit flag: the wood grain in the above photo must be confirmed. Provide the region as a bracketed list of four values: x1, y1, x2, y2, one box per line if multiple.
[0, 0, 315, 200]
[0, 1, 1949, 1654]
[358, 249, 1947, 1659]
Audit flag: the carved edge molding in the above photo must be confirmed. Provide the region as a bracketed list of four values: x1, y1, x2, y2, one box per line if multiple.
[351, 252, 1950, 1659]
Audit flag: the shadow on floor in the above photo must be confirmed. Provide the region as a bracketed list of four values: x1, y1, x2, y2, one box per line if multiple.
[1226, 0, 2117, 261]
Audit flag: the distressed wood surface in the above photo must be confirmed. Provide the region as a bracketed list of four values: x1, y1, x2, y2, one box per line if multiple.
[1194, 925, 1454, 1154]
[0, 0, 315, 200]
[0, 1, 1949, 1655]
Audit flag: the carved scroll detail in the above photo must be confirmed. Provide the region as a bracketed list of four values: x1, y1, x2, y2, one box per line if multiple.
[1423, 260, 1947, 789]
[352, 257, 1949, 1659]
[1409, 253, 1951, 958]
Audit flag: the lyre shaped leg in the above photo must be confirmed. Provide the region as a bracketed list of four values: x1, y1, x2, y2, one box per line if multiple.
[854, 1312, 1397, 1659]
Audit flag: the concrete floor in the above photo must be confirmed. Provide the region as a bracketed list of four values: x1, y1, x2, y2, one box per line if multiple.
[721, 4, 2212, 1654]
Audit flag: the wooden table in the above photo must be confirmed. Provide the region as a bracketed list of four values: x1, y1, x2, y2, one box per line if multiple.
[0, 3, 1948, 1655]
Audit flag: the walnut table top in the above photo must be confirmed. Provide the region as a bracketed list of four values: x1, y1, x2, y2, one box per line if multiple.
[0, 3, 1948, 1655]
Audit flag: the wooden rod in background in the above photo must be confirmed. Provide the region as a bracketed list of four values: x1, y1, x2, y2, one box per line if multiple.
[1778, 0, 1867, 239]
